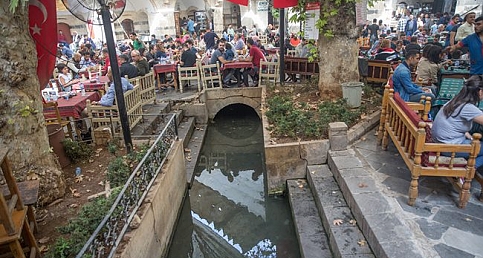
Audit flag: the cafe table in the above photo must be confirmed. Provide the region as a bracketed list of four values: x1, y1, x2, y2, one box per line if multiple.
[222, 61, 253, 70]
[439, 66, 471, 80]
[432, 78, 483, 107]
[153, 63, 178, 90]
[43, 91, 101, 120]
[73, 76, 109, 95]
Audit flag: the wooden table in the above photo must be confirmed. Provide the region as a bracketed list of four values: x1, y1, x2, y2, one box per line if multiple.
[440, 67, 471, 80]
[44, 91, 100, 119]
[222, 61, 253, 70]
[153, 63, 178, 90]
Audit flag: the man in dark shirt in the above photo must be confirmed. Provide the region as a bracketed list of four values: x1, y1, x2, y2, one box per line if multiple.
[405, 36, 421, 53]
[367, 19, 380, 45]
[180, 43, 197, 67]
[119, 54, 138, 79]
[204, 28, 219, 50]
[131, 50, 150, 76]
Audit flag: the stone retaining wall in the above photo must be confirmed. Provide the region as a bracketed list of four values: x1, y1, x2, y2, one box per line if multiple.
[118, 140, 187, 257]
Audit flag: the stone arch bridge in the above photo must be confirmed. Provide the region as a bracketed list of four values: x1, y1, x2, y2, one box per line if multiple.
[182, 87, 263, 123]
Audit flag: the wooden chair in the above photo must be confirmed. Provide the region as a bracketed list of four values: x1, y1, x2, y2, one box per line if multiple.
[43, 101, 76, 140]
[286, 49, 297, 57]
[259, 61, 279, 86]
[0, 150, 40, 258]
[200, 62, 222, 90]
[178, 64, 201, 93]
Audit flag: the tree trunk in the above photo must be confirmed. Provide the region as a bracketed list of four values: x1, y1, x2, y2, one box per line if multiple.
[317, 1, 360, 96]
[0, 2, 66, 205]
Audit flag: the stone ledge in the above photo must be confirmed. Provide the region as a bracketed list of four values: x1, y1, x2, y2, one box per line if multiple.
[328, 150, 425, 258]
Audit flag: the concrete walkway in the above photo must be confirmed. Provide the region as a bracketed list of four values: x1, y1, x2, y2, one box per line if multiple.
[352, 129, 483, 258]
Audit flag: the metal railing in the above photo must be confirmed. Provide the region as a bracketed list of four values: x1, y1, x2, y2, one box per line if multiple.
[76, 114, 178, 258]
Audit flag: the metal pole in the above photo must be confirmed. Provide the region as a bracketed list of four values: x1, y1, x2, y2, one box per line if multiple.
[99, 2, 133, 152]
[279, 8, 285, 85]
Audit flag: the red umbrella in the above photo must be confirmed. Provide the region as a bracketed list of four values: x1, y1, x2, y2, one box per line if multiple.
[226, 0, 249, 6]
[273, 0, 298, 8]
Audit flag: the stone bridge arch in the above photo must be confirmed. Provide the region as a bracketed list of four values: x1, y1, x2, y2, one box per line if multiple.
[208, 96, 261, 120]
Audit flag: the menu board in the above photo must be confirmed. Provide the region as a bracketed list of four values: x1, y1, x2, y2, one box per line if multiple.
[304, 3, 320, 40]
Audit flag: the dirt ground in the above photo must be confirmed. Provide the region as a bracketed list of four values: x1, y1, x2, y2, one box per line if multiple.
[35, 147, 116, 253]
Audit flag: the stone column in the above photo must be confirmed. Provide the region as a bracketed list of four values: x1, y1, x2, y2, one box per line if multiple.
[329, 122, 348, 151]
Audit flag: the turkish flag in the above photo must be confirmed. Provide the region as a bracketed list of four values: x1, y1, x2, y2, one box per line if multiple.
[273, 0, 298, 8]
[226, 0, 249, 6]
[29, 0, 57, 90]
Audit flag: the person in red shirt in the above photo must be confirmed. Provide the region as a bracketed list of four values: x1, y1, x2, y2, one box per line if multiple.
[239, 38, 266, 87]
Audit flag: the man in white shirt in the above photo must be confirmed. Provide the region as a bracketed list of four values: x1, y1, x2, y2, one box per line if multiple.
[455, 12, 476, 42]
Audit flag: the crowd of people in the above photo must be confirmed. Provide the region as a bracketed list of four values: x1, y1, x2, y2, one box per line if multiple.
[363, 9, 483, 175]
[54, 20, 316, 91]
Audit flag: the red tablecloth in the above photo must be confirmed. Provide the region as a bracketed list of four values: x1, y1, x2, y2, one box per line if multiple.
[153, 64, 176, 74]
[222, 61, 253, 70]
[44, 92, 100, 119]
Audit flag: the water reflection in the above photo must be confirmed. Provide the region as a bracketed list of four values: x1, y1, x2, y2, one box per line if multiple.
[167, 104, 300, 258]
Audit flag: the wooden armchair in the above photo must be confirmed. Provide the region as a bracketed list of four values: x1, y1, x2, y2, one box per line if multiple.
[43, 101, 76, 140]
[200, 62, 222, 90]
[0, 150, 40, 257]
[178, 64, 201, 93]
[259, 61, 279, 86]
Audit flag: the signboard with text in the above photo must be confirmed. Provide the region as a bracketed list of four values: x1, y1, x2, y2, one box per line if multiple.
[257, 1, 268, 12]
[304, 3, 320, 40]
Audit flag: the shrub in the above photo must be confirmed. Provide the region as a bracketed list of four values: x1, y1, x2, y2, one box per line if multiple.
[45, 190, 119, 258]
[266, 96, 362, 140]
[62, 139, 93, 163]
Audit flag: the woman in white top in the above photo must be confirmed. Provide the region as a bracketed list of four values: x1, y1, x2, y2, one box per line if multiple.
[57, 63, 77, 92]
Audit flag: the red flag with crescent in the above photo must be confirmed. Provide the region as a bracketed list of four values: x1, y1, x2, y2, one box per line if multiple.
[29, 0, 57, 90]
[226, 0, 249, 6]
[273, 0, 298, 8]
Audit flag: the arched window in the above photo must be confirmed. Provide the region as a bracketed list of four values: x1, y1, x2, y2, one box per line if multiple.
[121, 19, 134, 39]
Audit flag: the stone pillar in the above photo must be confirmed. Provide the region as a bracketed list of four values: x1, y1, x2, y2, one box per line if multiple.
[329, 122, 348, 151]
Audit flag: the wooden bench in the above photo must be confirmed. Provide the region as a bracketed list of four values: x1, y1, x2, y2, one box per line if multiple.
[284, 56, 319, 82]
[365, 60, 393, 85]
[86, 85, 142, 143]
[378, 85, 483, 208]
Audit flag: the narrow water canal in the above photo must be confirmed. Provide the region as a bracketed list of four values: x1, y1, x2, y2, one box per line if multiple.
[167, 104, 301, 258]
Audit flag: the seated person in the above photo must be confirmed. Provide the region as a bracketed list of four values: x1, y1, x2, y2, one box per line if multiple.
[405, 36, 421, 54]
[90, 69, 134, 107]
[295, 38, 309, 58]
[431, 75, 483, 173]
[239, 38, 266, 87]
[56, 63, 79, 91]
[392, 50, 435, 102]
[374, 39, 399, 61]
[180, 43, 197, 67]
[131, 50, 150, 76]
[416, 44, 450, 86]
[119, 54, 138, 79]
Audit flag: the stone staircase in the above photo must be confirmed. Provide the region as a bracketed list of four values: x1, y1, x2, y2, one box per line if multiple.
[288, 163, 375, 258]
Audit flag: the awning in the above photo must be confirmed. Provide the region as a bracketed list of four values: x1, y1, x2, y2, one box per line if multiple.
[273, 0, 298, 8]
[226, 0, 248, 6]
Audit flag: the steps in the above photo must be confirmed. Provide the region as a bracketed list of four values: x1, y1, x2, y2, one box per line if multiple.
[307, 165, 374, 258]
[288, 163, 376, 258]
[287, 179, 332, 257]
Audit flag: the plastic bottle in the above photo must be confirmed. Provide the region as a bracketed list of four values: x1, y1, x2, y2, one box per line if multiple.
[80, 83, 86, 96]
[95, 73, 99, 83]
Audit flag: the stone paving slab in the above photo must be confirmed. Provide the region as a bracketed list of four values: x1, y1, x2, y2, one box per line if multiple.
[352, 129, 483, 258]
[287, 179, 332, 258]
